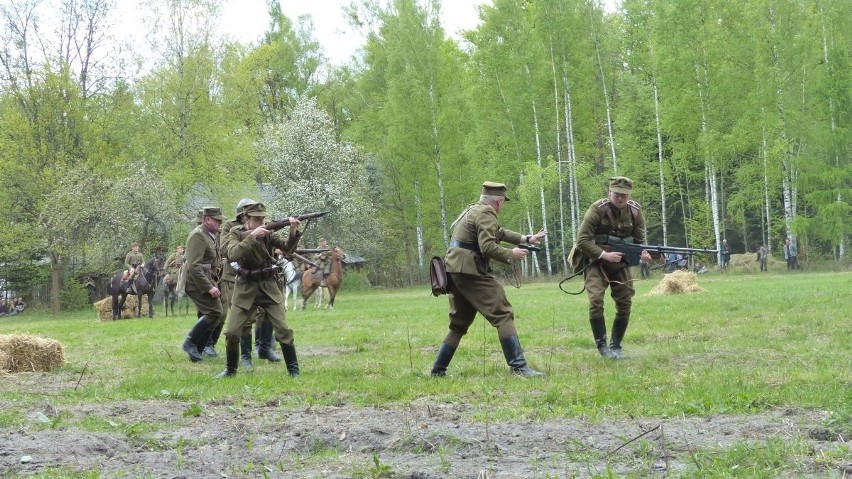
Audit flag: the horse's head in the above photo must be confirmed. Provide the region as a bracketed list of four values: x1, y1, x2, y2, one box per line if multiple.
[331, 247, 345, 259]
[147, 254, 165, 275]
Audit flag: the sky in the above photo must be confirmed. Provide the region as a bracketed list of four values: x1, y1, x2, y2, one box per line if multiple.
[218, 0, 492, 65]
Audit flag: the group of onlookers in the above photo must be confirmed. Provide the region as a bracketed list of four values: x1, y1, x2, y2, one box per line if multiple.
[0, 297, 26, 316]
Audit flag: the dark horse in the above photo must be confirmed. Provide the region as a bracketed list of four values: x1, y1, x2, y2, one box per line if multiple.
[107, 255, 164, 320]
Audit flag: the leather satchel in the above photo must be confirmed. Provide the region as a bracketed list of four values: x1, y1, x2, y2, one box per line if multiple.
[429, 256, 450, 296]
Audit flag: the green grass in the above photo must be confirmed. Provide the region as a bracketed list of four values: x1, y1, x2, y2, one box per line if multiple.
[1, 270, 850, 478]
[1, 270, 850, 420]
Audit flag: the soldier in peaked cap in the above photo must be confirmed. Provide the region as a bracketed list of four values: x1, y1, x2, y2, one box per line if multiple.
[574, 176, 651, 359]
[181, 206, 225, 362]
[215, 202, 303, 379]
[429, 181, 547, 378]
[201, 198, 280, 364]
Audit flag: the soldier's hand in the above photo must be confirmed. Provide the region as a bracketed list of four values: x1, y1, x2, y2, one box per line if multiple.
[208, 286, 221, 299]
[529, 228, 548, 244]
[288, 216, 301, 231]
[250, 226, 271, 238]
[602, 251, 624, 263]
[640, 250, 652, 261]
[511, 247, 529, 260]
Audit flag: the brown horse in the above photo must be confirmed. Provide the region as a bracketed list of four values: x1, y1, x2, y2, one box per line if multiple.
[301, 247, 344, 310]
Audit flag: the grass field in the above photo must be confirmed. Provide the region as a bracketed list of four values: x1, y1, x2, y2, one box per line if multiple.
[1, 269, 850, 478]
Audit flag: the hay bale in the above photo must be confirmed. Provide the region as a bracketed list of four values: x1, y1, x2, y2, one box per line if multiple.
[647, 269, 705, 295]
[0, 349, 9, 376]
[0, 334, 65, 373]
[93, 295, 150, 321]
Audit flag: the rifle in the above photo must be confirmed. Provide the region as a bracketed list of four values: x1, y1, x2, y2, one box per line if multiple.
[293, 248, 332, 255]
[597, 235, 718, 267]
[238, 211, 330, 240]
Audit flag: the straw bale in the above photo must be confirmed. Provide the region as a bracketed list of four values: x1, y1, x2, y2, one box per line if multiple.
[0, 349, 9, 376]
[0, 334, 65, 373]
[647, 269, 705, 296]
[93, 295, 150, 321]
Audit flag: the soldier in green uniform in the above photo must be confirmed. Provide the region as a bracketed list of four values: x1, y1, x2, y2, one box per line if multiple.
[122, 243, 145, 288]
[430, 181, 547, 378]
[212, 198, 281, 365]
[575, 176, 651, 359]
[163, 245, 185, 284]
[180, 207, 225, 362]
[216, 202, 303, 378]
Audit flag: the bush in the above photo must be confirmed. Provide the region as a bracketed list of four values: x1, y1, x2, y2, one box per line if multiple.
[59, 279, 91, 311]
[341, 270, 372, 292]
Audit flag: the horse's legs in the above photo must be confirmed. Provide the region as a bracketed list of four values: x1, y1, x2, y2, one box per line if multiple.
[147, 293, 155, 318]
[301, 286, 315, 310]
[315, 287, 323, 308]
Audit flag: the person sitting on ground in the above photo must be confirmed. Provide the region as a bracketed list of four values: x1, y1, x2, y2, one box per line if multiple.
[0, 300, 8, 316]
[694, 262, 708, 274]
[13, 297, 26, 313]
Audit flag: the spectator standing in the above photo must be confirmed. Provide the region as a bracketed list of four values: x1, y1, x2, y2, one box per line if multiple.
[757, 245, 768, 272]
[720, 239, 731, 271]
[784, 238, 799, 270]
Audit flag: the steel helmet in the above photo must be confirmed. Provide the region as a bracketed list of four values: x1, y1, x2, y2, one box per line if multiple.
[235, 198, 257, 216]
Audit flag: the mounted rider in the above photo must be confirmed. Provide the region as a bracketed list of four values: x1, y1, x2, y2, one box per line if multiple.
[122, 243, 145, 292]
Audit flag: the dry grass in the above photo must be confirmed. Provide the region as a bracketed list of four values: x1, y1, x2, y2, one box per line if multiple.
[0, 333, 65, 373]
[93, 295, 150, 321]
[647, 269, 705, 295]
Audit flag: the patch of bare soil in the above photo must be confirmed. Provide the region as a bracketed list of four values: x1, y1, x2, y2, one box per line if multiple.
[1, 386, 848, 478]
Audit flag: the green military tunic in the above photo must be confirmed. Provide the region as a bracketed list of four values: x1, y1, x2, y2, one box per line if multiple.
[125, 251, 144, 269]
[576, 198, 646, 319]
[441, 201, 525, 348]
[183, 224, 223, 322]
[164, 251, 184, 284]
[224, 224, 301, 345]
[217, 218, 243, 322]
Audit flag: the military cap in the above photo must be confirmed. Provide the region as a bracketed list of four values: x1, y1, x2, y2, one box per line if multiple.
[482, 181, 510, 201]
[609, 176, 633, 194]
[201, 206, 224, 221]
[241, 202, 267, 217]
[235, 198, 257, 216]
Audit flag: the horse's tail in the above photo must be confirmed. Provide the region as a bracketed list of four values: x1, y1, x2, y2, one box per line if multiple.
[107, 273, 121, 295]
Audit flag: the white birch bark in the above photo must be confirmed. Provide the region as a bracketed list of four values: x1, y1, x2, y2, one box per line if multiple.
[415, 180, 424, 268]
[549, 43, 568, 273]
[588, 6, 617, 172]
[428, 82, 448, 249]
[562, 58, 580, 246]
[525, 65, 552, 275]
[652, 77, 668, 245]
[695, 61, 722, 258]
[761, 110, 772, 255]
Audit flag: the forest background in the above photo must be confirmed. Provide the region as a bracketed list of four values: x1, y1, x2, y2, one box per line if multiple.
[0, 0, 849, 312]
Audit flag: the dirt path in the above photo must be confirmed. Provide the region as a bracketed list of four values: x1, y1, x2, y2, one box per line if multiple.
[2, 394, 847, 478]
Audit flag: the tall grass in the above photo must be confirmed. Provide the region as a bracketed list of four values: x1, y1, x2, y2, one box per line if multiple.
[1, 270, 849, 423]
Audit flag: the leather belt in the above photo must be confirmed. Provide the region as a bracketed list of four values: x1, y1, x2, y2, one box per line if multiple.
[449, 239, 479, 251]
[234, 265, 280, 281]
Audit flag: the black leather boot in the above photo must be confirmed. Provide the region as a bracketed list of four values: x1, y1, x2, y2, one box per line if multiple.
[240, 332, 253, 369]
[257, 319, 281, 362]
[500, 336, 544, 377]
[214, 339, 239, 379]
[430, 343, 456, 377]
[590, 316, 614, 358]
[203, 322, 224, 357]
[280, 342, 300, 377]
[182, 316, 211, 362]
[609, 315, 629, 359]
